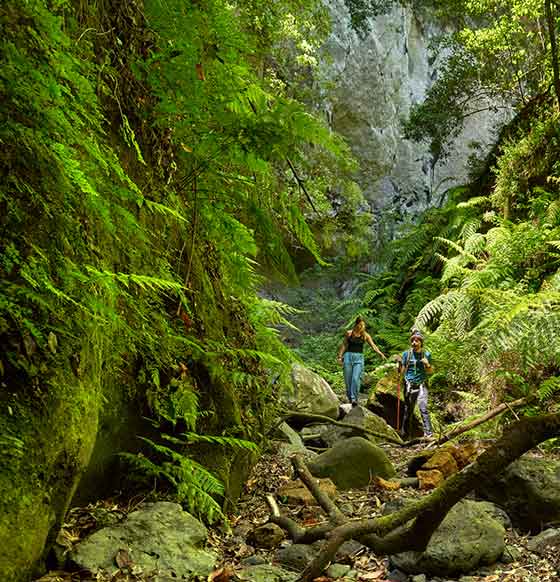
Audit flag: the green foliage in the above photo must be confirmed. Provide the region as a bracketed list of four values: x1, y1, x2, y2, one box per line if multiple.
[405, 0, 553, 158]
[121, 439, 227, 523]
[0, 0, 361, 532]
[342, 0, 395, 37]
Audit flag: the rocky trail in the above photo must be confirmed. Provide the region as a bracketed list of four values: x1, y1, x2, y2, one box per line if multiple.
[34, 425, 560, 582]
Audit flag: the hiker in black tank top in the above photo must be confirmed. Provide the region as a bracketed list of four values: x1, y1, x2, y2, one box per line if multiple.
[337, 316, 387, 405]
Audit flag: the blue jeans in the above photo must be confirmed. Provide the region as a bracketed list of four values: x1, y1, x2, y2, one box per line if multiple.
[343, 352, 364, 403]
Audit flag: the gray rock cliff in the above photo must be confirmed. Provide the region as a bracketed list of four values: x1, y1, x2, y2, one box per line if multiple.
[321, 2, 510, 225]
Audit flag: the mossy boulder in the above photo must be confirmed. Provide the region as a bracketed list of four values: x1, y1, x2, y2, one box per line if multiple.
[238, 564, 298, 582]
[366, 370, 423, 436]
[476, 455, 560, 532]
[390, 499, 505, 576]
[0, 370, 101, 582]
[70, 502, 216, 577]
[307, 436, 395, 489]
[282, 364, 340, 419]
[317, 405, 402, 446]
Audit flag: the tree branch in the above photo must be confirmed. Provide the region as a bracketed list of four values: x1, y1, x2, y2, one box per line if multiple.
[286, 414, 560, 582]
[435, 396, 529, 445]
[281, 410, 403, 445]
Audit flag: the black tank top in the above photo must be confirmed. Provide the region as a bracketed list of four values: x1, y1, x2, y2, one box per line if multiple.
[347, 334, 364, 353]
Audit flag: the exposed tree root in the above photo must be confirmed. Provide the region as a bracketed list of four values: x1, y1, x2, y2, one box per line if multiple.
[280, 410, 403, 445]
[269, 414, 559, 582]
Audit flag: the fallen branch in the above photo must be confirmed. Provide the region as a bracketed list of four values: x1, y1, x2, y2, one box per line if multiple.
[270, 413, 560, 582]
[291, 455, 345, 525]
[435, 396, 529, 445]
[281, 410, 403, 445]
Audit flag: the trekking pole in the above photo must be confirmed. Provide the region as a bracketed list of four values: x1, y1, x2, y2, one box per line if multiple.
[396, 373, 401, 432]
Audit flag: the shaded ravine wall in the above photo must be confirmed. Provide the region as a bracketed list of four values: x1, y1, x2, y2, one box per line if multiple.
[322, 1, 511, 234]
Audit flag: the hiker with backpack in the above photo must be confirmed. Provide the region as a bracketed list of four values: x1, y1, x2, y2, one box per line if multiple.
[398, 330, 434, 438]
[337, 316, 387, 406]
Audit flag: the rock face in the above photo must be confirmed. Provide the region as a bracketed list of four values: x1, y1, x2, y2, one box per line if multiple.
[390, 499, 505, 576]
[283, 364, 340, 419]
[476, 456, 560, 532]
[322, 1, 510, 223]
[307, 436, 395, 488]
[70, 502, 216, 578]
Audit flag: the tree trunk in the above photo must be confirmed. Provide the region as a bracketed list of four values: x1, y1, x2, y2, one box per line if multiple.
[545, 0, 560, 110]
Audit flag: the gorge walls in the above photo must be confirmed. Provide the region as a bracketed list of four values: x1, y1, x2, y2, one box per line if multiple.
[322, 1, 510, 234]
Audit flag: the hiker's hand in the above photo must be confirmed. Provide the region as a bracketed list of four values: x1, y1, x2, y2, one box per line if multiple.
[337, 356, 343, 366]
[421, 357, 430, 366]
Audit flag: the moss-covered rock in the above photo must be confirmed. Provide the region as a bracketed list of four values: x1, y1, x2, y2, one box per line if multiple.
[390, 500, 505, 576]
[282, 364, 340, 419]
[0, 370, 101, 581]
[70, 502, 216, 577]
[307, 436, 395, 489]
[476, 456, 560, 532]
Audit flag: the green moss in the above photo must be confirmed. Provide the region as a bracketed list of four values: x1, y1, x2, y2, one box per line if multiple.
[0, 368, 100, 580]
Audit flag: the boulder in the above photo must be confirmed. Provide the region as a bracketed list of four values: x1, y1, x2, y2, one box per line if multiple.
[307, 436, 395, 489]
[390, 500, 505, 576]
[275, 543, 318, 572]
[300, 423, 332, 448]
[329, 405, 402, 445]
[70, 502, 216, 578]
[278, 478, 337, 505]
[275, 421, 317, 461]
[281, 364, 340, 419]
[475, 456, 560, 532]
[246, 523, 285, 549]
[237, 563, 298, 582]
[526, 528, 560, 555]
[366, 370, 423, 436]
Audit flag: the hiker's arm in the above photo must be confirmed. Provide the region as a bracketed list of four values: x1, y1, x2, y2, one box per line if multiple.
[421, 353, 433, 374]
[337, 333, 348, 365]
[366, 334, 387, 359]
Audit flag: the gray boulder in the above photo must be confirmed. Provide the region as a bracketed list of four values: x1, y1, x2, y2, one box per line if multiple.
[300, 408, 401, 448]
[526, 528, 560, 555]
[307, 436, 395, 489]
[275, 543, 318, 572]
[476, 456, 560, 532]
[275, 421, 317, 461]
[282, 364, 340, 419]
[334, 405, 402, 444]
[70, 502, 216, 578]
[390, 500, 505, 576]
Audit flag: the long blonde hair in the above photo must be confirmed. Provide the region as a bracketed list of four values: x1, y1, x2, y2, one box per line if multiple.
[351, 316, 366, 338]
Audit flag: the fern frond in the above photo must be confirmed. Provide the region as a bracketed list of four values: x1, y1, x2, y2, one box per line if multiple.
[537, 376, 560, 402]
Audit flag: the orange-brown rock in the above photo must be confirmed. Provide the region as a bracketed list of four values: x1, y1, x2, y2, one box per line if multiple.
[277, 478, 337, 505]
[422, 449, 459, 478]
[450, 441, 480, 469]
[417, 469, 444, 490]
[372, 476, 401, 491]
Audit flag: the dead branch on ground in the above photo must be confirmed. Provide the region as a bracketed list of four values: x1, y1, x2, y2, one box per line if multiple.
[435, 396, 529, 445]
[268, 413, 559, 582]
[280, 410, 403, 445]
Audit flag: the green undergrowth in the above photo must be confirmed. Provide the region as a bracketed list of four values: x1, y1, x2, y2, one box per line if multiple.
[0, 0, 362, 578]
[357, 104, 560, 433]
